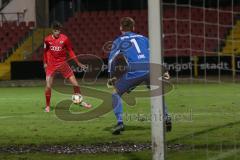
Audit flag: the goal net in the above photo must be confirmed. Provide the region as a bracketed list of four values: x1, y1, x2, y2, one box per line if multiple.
[162, 0, 240, 82]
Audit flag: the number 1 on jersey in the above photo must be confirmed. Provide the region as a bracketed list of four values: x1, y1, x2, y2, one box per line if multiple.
[131, 39, 141, 54]
[131, 38, 145, 59]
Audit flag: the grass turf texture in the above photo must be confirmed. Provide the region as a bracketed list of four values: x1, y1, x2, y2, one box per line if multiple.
[0, 83, 239, 159]
[0, 149, 240, 160]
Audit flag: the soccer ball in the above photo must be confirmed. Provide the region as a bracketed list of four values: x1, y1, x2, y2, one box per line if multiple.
[72, 94, 83, 104]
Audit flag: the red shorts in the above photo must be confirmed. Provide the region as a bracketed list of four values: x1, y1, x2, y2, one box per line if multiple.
[46, 63, 74, 79]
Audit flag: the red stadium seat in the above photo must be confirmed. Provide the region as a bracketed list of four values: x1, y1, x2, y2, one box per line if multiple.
[205, 24, 218, 38]
[163, 6, 175, 19]
[191, 37, 204, 51]
[0, 20, 31, 61]
[219, 26, 231, 39]
[19, 21, 27, 27]
[163, 20, 176, 34]
[177, 49, 190, 56]
[47, 7, 232, 58]
[191, 22, 204, 36]
[205, 9, 218, 23]
[177, 7, 189, 20]
[177, 21, 190, 34]
[28, 21, 35, 28]
[164, 50, 176, 56]
[177, 35, 190, 49]
[164, 35, 176, 49]
[191, 8, 203, 21]
[219, 12, 232, 25]
[205, 39, 218, 52]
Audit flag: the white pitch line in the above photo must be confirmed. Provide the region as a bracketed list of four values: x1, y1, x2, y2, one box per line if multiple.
[0, 98, 33, 100]
[0, 114, 51, 119]
[0, 116, 17, 119]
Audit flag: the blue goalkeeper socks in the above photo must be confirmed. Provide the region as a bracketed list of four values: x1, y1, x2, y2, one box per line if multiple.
[164, 102, 169, 117]
[112, 93, 123, 124]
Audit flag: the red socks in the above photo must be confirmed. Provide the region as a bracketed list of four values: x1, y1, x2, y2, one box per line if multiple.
[45, 88, 51, 107]
[73, 86, 81, 94]
[45, 86, 80, 107]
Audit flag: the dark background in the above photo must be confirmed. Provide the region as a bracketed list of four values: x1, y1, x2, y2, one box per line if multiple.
[48, 0, 240, 24]
[11, 56, 238, 80]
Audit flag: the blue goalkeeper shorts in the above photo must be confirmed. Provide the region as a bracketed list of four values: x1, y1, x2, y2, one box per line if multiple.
[114, 72, 150, 96]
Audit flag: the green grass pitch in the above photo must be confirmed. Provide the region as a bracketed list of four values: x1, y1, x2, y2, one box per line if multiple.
[0, 83, 239, 159]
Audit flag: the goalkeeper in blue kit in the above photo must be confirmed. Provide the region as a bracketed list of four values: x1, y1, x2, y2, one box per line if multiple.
[108, 17, 172, 135]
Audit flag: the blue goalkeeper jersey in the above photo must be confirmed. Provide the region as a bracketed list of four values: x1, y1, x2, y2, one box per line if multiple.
[108, 32, 150, 79]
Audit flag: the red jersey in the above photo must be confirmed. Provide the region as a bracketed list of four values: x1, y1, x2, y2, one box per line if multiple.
[43, 34, 78, 67]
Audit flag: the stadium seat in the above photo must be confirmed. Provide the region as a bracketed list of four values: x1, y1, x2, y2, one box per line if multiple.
[191, 22, 204, 36]
[191, 8, 203, 21]
[205, 9, 218, 23]
[41, 7, 233, 58]
[28, 21, 35, 28]
[163, 6, 175, 18]
[205, 38, 217, 52]
[163, 20, 176, 34]
[0, 20, 32, 61]
[205, 24, 218, 38]
[234, 6, 240, 12]
[191, 37, 204, 50]
[164, 35, 176, 49]
[177, 49, 190, 56]
[177, 7, 189, 19]
[219, 26, 231, 39]
[164, 50, 176, 56]
[177, 21, 190, 34]
[19, 21, 27, 27]
[177, 36, 190, 49]
[219, 12, 232, 25]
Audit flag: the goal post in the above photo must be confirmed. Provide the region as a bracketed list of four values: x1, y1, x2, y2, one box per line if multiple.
[148, 0, 165, 160]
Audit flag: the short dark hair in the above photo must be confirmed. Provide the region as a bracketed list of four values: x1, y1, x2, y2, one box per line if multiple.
[120, 17, 135, 32]
[52, 21, 62, 30]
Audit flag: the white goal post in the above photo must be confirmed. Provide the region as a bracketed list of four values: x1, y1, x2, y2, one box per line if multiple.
[148, 0, 165, 160]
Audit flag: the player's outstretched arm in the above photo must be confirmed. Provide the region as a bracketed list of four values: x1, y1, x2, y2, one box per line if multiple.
[69, 50, 87, 70]
[66, 38, 87, 70]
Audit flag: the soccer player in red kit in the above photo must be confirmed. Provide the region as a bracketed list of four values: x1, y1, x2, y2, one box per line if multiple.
[43, 21, 91, 112]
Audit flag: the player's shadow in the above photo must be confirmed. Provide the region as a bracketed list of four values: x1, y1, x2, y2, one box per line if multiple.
[103, 125, 150, 132]
[169, 120, 240, 144]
